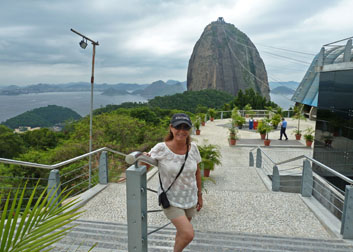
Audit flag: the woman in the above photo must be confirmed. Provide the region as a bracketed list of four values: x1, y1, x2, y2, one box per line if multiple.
[147, 113, 203, 252]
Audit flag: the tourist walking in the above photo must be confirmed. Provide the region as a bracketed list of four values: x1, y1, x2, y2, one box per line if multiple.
[279, 118, 288, 140]
[145, 113, 203, 252]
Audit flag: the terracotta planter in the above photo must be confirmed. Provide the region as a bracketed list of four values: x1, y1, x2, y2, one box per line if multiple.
[196, 129, 200, 135]
[260, 133, 266, 140]
[295, 134, 302, 140]
[210, 117, 214, 122]
[306, 140, 313, 147]
[201, 122, 205, 126]
[229, 139, 236, 145]
[203, 169, 210, 177]
[264, 139, 271, 146]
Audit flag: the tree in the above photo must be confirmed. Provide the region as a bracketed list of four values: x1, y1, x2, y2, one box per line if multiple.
[21, 128, 59, 150]
[0, 125, 25, 158]
[232, 88, 278, 110]
[0, 183, 87, 251]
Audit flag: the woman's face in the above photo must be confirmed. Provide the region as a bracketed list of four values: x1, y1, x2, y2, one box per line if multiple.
[170, 123, 190, 143]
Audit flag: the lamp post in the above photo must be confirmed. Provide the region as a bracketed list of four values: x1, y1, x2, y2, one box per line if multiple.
[71, 28, 99, 188]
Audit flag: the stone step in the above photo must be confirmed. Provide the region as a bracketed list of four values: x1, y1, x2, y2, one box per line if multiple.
[51, 219, 353, 252]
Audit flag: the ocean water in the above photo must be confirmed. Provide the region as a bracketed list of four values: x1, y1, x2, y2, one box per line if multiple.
[270, 93, 295, 110]
[0, 91, 294, 123]
[0, 92, 147, 123]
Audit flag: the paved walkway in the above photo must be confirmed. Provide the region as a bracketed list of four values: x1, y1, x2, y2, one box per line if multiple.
[79, 118, 334, 239]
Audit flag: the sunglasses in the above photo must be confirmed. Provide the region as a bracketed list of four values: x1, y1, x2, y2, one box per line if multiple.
[173, 124, 191, 130]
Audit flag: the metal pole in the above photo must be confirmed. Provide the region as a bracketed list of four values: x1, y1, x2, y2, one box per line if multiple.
[71, 28, 99, 189]
[89, 43, 96, 188]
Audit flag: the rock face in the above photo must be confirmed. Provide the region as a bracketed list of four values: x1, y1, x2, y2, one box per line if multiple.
[187, 18, 270, 99]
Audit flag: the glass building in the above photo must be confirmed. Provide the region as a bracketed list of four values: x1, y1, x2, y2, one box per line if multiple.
[292, 38, 353, 191]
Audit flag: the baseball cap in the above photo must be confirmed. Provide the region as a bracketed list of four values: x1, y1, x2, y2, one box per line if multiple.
[170, 113, 192, 128]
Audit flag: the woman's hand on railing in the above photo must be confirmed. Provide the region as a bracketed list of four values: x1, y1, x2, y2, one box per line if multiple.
[140, 152, 152, 169]
[125, 151, 158, 167]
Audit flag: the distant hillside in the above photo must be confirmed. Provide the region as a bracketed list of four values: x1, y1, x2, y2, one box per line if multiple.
[271, 86, 295, 95]
[133, 80, 187, 99]
[94, 89, 235, 115]
[148, 89, 234, 113]
[2, 105, 81, 129]
[0, 82, 148, 95]
[0, 81, 187, 96]
[269, 81, 299, 90]
[101, 88, 129, 96]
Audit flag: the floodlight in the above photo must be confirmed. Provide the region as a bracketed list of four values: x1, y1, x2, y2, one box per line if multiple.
[79, 39, 87, 49]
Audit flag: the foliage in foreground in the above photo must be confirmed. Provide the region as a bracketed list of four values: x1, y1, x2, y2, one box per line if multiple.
[0, 182, 83, 252]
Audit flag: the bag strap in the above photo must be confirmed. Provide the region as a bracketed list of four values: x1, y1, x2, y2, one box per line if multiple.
[159, 144, 189, 193]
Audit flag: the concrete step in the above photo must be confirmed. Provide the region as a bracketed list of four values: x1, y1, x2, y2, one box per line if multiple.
[51, 219, 353, 252]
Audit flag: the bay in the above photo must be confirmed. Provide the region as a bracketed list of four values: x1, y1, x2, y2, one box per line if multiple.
[0, 91, 294, 124]
[0, 91, 147, 123]
[270, 93, 295, 110]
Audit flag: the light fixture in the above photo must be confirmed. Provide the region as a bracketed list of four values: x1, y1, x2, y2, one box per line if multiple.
[79, 39, 88, 49]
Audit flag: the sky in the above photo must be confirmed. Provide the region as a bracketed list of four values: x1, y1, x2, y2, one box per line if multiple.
[0, 0, 352, 86]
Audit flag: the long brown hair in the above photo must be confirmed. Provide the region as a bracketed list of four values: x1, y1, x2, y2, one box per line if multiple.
[164, 126, 191, 146]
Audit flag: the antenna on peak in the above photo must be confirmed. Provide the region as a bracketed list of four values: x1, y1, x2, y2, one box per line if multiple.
[217, 17, 225, 23]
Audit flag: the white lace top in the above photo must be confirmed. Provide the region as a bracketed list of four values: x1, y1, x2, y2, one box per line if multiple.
[149, 142, 202, 209]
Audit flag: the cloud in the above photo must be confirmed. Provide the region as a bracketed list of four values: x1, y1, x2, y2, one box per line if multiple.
[0, 0, 352, 86]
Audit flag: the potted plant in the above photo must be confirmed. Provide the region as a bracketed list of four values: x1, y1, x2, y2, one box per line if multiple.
[256, 121, 267, 140]
[229, 125, 238, 145]
[243, 104, 252, 118]
[271, 114, 282, 129]
[200, 113, 206, 126]
[198, 144, 222, 177]
[194, 118, 201, 135]
[234, 115, 246, 129]
[293, 128, 302, 140]
[303, 127, 315, 147]
[262, 118, 273, 146]
[208, 108, 216, 122]
[292, 104, 306, 139]
[231, 106, 239, 125]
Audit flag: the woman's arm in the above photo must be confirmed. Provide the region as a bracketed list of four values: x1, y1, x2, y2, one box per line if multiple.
[196, 163, 203, 211]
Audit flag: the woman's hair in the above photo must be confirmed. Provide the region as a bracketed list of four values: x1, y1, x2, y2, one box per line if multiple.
[164, 126, 191, 146]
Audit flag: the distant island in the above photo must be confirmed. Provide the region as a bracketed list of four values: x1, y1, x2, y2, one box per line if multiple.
[2, 105, 81, 129]
[0, 80, 187, 99]
[271, 86, 295, 95]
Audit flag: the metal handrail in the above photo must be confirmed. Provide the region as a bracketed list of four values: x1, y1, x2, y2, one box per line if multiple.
[0, 147, 126, 170]
[255, 147, 353, 185]
[258, 147, 277, 164]
[125, 151, 158, 167]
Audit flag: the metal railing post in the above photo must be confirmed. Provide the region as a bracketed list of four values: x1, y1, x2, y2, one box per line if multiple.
[249, 152, 254, 167]
[272, 165, 280, 191]
[126, 164, 147, 252]
[256, 148, 262, 168]
[341, 185, 353, 239]
[99, 151, 108, 184]
[301, 159, 313, 197]
[48, 169, 62, 206]
[221, 111, 223, 119]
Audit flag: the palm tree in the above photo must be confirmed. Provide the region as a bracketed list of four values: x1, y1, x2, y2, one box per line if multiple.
[0, 182, 86, 251]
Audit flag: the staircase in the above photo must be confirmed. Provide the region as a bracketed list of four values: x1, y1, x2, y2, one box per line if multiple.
[52, 219, 353, 252]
